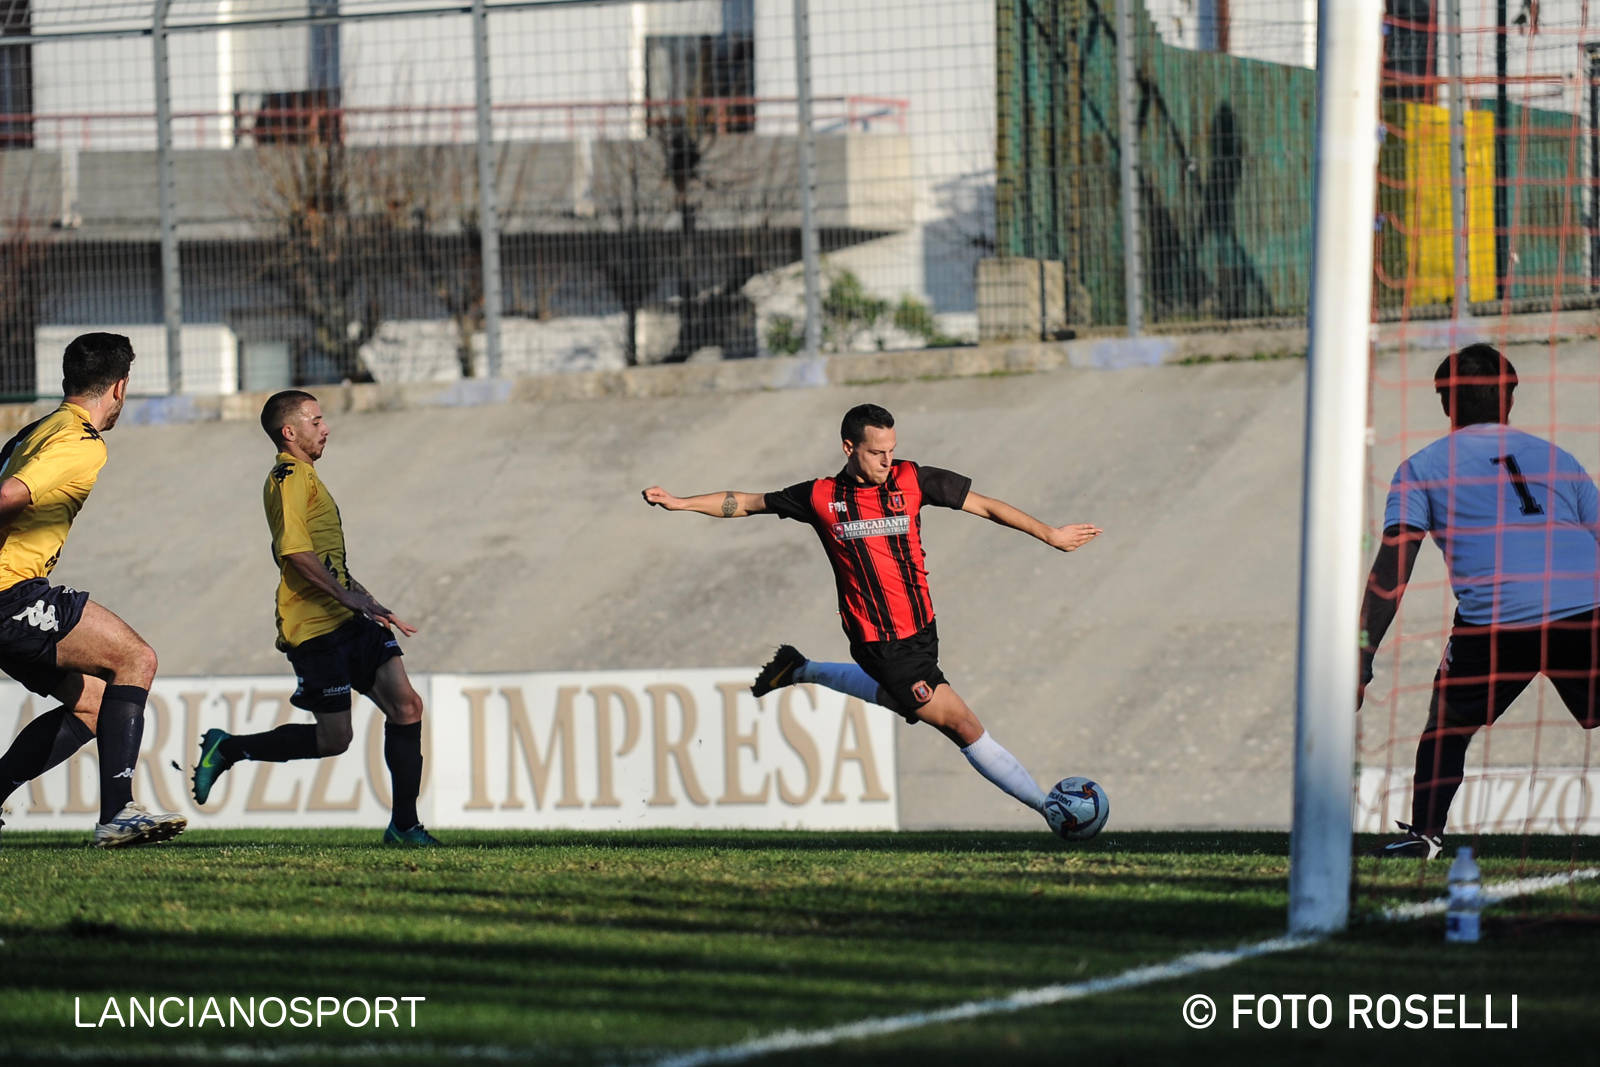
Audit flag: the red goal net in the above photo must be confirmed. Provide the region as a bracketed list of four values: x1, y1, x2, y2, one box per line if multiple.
[1359, 1, 1600, 912]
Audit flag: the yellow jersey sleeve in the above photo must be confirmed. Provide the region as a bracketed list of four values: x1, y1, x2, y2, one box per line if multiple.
[12, 428, 105, 504]
[0, 404, 107, 588]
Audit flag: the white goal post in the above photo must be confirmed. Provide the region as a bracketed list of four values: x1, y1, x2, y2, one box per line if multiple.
[1289, 0, 1385, 936]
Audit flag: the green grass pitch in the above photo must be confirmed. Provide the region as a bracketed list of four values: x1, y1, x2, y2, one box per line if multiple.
[1, 830, 1596, 1065]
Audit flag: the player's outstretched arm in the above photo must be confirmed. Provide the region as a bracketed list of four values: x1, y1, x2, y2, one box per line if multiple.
[960, 490, 1101, 552]
[284, 553, 418, 636]
[641, 487, 769, 518]
[1356, 524, 1426, 708]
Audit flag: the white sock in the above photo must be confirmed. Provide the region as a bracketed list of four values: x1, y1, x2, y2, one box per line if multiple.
[793, 660, 881, 704]
[961, 731, 1047, 812]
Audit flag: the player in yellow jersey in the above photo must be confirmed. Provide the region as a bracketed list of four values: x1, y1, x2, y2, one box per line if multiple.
[188, 390, 438, 845]
[0, 333, 186, 847]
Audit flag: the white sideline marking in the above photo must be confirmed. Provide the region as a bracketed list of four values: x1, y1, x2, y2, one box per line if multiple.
[1378, 866, 1600, 921]
[645, 935, 1320, 1067]
[648, 865, 1600, 1067]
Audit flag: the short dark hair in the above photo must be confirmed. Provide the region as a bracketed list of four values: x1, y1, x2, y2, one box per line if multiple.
[61, 333, 135, 397]
[260, 390, 319, 447]
[841, 403, 894, 444]
[1435, 344, 1517, 426]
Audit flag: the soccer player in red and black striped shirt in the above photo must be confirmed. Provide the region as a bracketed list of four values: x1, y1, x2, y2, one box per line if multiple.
[642, 403, 1100, 824]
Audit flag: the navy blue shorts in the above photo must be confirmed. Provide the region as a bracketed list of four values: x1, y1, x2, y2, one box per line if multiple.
[1431, 608, 1600, 731]
[286, 615, 403, 715]
[0, 578, 90, 697]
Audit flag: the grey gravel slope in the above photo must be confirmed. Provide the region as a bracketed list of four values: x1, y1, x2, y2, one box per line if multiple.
[48, 343, 1596, 828]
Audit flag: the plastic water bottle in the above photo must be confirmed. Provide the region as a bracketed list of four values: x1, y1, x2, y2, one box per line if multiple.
[1445, 846, 1482, 944]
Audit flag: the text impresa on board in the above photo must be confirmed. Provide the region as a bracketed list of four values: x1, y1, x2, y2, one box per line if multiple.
[0, 670, 898, 831]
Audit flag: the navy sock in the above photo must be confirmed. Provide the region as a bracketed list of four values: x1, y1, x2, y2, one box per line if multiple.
[50, 711, 96, 766]
[384, 720, 423, 829]
[221, 724, 320, 763]
[0, 706, 93, 805]
[97, 685, 148, 823]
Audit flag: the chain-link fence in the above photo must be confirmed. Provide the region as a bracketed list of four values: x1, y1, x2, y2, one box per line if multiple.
[1, 0, 999, 396]
[14, 3, 1575, 398]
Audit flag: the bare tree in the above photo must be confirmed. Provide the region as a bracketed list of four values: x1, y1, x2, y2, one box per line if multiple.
[0, 167, 48, 399]
[589, 136, 675, 366]
[401, 142, 546, 378]
[660, 115, 787, 363]
[658, 112, 712, 362]
[589, 105, 789, 365]
[239, 101, 412, 384]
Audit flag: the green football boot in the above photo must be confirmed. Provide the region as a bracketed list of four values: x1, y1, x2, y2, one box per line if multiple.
[191, 728, 234, 805]
[383, 821, 443, 847]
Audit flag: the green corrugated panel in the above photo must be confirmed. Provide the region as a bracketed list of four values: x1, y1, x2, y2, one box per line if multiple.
[1025, 1, 1050, 258]
[1074, 0, 1124, 323]
[1135, 43, 1316, 321]
[998, 0, 1319, 326]
[995, 0, 1023, 256]
[997, 0, 1071, 262]
[1496, 101, 1588, 303]
[1090, 5, 1317, 324]
[1374, 101, 1411, 313]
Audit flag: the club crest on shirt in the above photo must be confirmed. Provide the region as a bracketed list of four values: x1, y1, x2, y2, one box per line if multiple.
[888, 491, 906, 511]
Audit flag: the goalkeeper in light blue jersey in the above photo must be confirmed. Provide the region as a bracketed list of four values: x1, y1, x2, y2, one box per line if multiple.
[1358, 344, 1600, 859]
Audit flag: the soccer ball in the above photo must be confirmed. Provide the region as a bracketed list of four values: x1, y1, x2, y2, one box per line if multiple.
[1042, 776, 1109, 841]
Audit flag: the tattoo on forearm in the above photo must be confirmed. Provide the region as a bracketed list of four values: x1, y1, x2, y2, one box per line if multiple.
[721, 492, 738, 518]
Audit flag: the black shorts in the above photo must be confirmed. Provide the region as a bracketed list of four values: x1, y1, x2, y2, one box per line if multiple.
[0, 578, 90, 697]
[851, 619, 949, 715]
[286, 615, 403, 715]
[1430, 608, 1600, 732]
